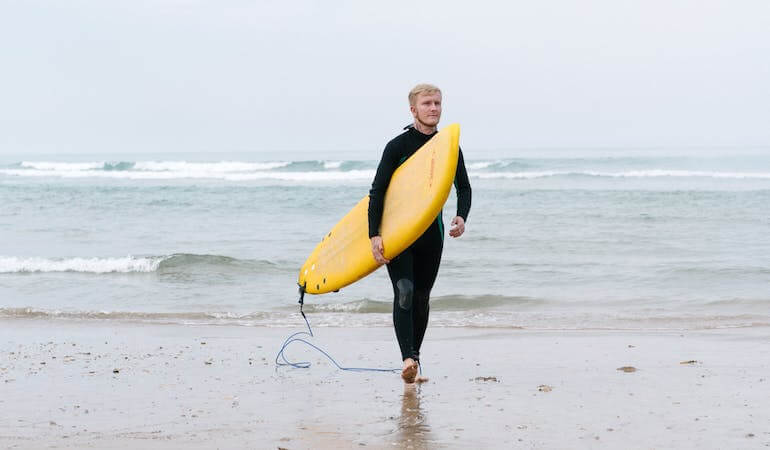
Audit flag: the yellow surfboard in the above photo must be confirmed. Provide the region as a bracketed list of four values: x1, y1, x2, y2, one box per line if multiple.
[298, 124, 460, 295]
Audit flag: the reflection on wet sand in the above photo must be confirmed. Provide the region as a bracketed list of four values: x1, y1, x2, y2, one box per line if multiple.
[396, 384, 433, 449]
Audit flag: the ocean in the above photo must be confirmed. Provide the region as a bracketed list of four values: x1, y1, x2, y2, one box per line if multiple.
[2, 150, 769, 330]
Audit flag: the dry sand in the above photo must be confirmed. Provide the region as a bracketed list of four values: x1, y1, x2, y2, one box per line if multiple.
[1, 319, 769, 449]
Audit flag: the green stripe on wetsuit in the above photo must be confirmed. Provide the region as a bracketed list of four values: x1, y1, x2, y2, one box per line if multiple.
[437, 210, 444, 242]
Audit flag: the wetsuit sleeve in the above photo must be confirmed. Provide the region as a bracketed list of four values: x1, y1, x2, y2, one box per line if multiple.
[454, 148, 472, 221]
[368, 141, 400, 238]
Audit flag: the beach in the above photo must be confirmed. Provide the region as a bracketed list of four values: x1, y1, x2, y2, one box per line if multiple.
[2, 319, 768, 449]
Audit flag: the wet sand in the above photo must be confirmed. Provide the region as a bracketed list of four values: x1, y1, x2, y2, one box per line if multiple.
[1, 320, 769, 449]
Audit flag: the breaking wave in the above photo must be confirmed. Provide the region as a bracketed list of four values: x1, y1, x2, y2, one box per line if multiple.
[475, 170, 770, 180]
[4, 160, 770, 182]
[0, 256, 162, 273]
[0, 254, 284, 274]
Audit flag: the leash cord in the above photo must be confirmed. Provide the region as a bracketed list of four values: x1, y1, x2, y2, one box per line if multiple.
[274, 309, 399, 372]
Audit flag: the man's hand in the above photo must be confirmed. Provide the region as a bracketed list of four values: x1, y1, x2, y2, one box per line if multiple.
[449, 216, 465, 238]
[370, 236, 391, 265]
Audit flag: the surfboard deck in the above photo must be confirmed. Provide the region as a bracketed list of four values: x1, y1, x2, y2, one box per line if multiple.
[298, 124, 460, 295]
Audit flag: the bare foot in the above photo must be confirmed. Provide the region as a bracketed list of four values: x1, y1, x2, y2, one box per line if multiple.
[401, 358, 418, 384]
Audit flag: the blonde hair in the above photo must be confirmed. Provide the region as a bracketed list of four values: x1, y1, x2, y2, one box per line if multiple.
[408, 83, 441, 106]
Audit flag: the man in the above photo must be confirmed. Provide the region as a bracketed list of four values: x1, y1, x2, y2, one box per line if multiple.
[368, 84, 472, 384]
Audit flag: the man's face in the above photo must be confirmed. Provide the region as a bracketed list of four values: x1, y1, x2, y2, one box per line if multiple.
[410, 91, 442, 128]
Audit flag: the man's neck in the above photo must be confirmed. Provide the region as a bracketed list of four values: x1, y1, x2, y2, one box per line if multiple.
[413, 120, 437, 135]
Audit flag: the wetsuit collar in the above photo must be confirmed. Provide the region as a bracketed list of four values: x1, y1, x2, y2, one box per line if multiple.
[403, 123, 437, 137]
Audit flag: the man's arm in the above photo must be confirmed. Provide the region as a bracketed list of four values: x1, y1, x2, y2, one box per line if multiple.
[368, 141, 399, 238]
[449, 147, 472, 238]
[368, 142, 400, 263]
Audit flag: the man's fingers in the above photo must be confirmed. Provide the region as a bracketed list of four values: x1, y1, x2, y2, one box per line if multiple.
[371, 239, 390, 264]
[449, 224, 464, 237]
[379, 246, 390, 264]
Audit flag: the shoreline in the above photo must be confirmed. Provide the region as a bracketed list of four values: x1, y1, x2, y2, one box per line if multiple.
[1, 320, 768, 449]
[3, 309, 768, 332]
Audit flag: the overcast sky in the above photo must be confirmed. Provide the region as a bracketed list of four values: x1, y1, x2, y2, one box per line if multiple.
[1, 0, 768, 156]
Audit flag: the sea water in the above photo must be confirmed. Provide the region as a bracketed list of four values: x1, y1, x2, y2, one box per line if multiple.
[2, 150, 769, 330]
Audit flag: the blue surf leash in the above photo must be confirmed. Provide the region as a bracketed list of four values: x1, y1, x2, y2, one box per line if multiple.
[274, 284, 400, 373]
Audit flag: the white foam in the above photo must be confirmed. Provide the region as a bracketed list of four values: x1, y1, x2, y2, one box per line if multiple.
[597, 170, 770, 179]
[474, 171, 565, 179]
[467, 161, 496, 170]
[20, 161, 105, 171]
[0, 168, 375, 181]
[472, 170, 770, 179]
[0, 256, 165, 273]
[323, 161, 343, 169]
[222, 169, 374, 181]
[132, 161, 290, 172]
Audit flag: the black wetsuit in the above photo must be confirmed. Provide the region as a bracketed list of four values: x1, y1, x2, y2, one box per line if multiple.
[368, 125, 471, 362]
